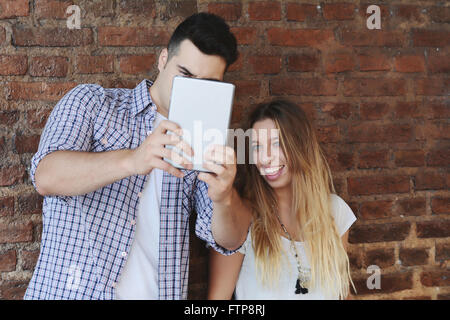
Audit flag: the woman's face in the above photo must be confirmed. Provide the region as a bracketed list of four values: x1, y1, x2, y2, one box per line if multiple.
[251, 118, 292, 190]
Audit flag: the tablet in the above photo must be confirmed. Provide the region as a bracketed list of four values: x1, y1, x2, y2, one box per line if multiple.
[165, 76, 235, 172]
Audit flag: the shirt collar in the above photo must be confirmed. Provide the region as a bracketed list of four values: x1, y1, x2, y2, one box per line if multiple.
[131, 79, 156, 117]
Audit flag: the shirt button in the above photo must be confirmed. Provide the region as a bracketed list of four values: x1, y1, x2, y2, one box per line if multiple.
[147, 130, 153, 135]
[138, 192, 142, 198]
[111, 282, 117, 288]
[121, 251, 127, 258]
[130, 219, 136, 226]
[101, 138, 108, 145]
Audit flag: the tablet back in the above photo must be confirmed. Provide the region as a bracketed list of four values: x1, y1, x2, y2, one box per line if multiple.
[165, 76, 235, 172]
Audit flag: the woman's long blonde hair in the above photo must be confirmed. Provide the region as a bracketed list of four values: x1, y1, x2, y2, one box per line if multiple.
[235, 99, 355, 299]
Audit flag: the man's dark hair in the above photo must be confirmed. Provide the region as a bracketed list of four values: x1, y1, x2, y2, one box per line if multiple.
[167, 12, 238, 70]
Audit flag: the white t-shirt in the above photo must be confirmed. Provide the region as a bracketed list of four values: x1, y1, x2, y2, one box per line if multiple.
[115, 112, 166, 300]
[235, 194, 357, 300]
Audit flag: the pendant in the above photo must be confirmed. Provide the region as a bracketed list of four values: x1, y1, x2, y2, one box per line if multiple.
[295, 278, 308, 294]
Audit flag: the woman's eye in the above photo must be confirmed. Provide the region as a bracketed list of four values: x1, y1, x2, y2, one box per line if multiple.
[252, 145, 260, 151]
[273, 141, 279, 147]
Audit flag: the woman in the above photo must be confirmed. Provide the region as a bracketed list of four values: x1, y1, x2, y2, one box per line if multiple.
[208, 99, 357, 300]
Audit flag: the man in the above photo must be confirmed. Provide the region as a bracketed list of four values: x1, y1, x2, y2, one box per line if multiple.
[24, 13, 252, 300]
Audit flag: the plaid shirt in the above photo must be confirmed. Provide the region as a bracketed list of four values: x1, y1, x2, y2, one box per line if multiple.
[24, 79, 233, 300]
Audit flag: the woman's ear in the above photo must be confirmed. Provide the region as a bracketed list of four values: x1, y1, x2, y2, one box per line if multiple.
[157, 48, 169, 72]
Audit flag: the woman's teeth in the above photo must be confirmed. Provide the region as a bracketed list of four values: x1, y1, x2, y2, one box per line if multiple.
[263, 165, 284, 175]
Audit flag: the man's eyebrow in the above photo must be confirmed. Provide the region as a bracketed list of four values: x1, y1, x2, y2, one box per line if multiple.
[177, 65, 195, 77]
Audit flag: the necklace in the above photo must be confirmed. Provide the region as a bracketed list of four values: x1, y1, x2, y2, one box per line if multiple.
[275, 213, 311, 294]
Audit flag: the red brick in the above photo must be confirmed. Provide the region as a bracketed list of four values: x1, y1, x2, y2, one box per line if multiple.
[359, 200, 393, 219]
[0, 221, 33, 243]
[286, 3, 318, 22]
[0, 165, 26, 187]
[0, 281, 28, 300]
[420, 270, 450, 287]
[358, 54, 391, 71]
[323, 3, 356, 20]
[0, 196, 14, 217]
[208, 2, 241, 21]
[34, 0, 72, 19]
[325, 151, 353, 171]
[395, 149, 425, 167]
[268, 28, 334, 47]
[233, 80, 260, 100]
[320, 102, 352, 120]
[363, 248, 395, 268]
[427, 148, 450, 167]
[394, 55, 425, 73]
[77, 55, 114, 74]
[414, 171, 447, 191]
[27, 108, 52, 129]
[8, 82, 77, 101]
[0, 0, 29, 18]
[230, 27, 257, 45]
[413, 31, 450, 47]
[397, 198, 426, 217]
[98, 27, 169, 46]
[431, 197, 449, 215]
[249, 55, 281, 74]
[436, 243, 450, 261]
[0, 250, 16, 272]
[416, 78, 450, 96]
[316, 126, 340, 143]
[348, 175, 410, 196]
[325, 52, 355, 73]
[119, 54, 156, 74]
[0, 110, 19, 126]
[287, 53, 320, 72]
[270, 79, 338, 96]
[359, 102, 389, 120]
[352, 271, 413, 295]
[13, 27, 93, 47]
[400, 247, 429, 266]
[227, 54, 243, 72]
[349, 222, 410, 243]
[30, 56, 68, 77]
[14, 134, 40, 154]
[429, 6, 450, 23]
[342, 31, 406, 47]
[21, 249, 40, 271]
[428, 53, 450, 73]
[119, 0, 156, 17]
[158, 0, 197, 20]
[347, 123, 412, 143]
[248, 1, 281, 21]
[394, 5, 426, 22]
[395, 102, 424, 119]
[415, 120, 450, 140]
[428, 100, 450, 119]
[416, 220, 450, 239]
[17, 193, 42, 215]
[0, 55, 28, 75]
[358, 150, 389, 169]
[344, 79, 406, 96]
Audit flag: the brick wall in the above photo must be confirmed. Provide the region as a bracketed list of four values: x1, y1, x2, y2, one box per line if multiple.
[0, 0, 448, 300]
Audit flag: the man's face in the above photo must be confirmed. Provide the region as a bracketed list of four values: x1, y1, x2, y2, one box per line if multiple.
[154, 39, 227, 112]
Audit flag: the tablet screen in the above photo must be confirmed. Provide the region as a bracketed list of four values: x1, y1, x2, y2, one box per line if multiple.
[165, 76, 235, 172]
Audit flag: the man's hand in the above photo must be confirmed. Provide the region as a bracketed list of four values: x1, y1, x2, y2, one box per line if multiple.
[197, 144, 237, 203]
[127, 120, 194, 178]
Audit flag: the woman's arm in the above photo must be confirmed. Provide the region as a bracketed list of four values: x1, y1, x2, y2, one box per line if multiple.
[341, 230, 354, 300]
[208, 248, 245, 300]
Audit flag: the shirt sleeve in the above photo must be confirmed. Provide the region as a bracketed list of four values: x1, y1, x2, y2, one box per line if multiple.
[237, 227, 251, 255]
[331, 194, 357, 237]
[192, 179, 241, 256]
[29, 85, 96, 199]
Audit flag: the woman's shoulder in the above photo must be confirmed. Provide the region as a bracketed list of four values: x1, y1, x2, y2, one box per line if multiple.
[329, 193, 357, 236]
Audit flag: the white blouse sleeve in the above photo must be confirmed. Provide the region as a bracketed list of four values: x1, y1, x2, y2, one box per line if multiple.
[331, 194, 357, 237]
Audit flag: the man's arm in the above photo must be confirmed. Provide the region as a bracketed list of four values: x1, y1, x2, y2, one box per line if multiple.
[197, 145, 252, 251]
[36, 120, 194, 197]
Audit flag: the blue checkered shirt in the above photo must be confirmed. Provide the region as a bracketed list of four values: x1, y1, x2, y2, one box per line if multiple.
[24, 79, 233, 300]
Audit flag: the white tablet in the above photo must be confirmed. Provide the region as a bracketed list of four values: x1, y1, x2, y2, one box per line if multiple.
[165, 76, 235, 172]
